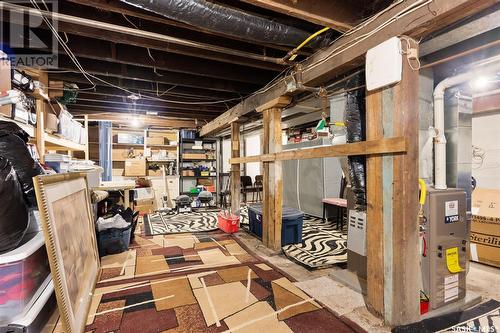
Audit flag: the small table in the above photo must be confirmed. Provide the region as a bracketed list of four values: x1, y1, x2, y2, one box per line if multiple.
[95, 181, 136, 209]
[322, 197, 347, 230]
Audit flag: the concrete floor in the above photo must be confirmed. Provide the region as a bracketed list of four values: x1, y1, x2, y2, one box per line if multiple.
[235, 230, 500, 332]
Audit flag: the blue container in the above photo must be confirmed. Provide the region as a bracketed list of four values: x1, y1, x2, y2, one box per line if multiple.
[97, 224, 132, 257]
[247, 204, 304, 246]
[180, 129, 196, 139]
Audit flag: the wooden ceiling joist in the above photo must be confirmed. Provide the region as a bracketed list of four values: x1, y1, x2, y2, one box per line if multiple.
[52, 59, 258, 94]
[240, 0, 355, 32]
[201, 0, 496, 136]
[2, 2, 284, 71]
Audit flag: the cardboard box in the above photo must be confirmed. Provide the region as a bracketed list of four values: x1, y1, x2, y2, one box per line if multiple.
[148, 169, 163, 177]
[134, 198, 155, 214]
[183, 153, 207, 160]
[124, 159, 146, 177]
[48, 81, 64, 98]
[44, 110, 59, 133]
[470, 188, 500, 268]
[147, 137, 165, 145]
[182, 170, 195, 177]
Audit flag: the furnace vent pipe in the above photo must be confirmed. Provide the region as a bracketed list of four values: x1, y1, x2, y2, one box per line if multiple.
[433, 58, 500, 190]
[120, 0, 322, 48]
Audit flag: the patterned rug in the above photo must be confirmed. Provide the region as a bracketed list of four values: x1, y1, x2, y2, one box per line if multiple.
[144, 211, 219, 235]
[46, 225, 361, 332]
[239, 206, 348, 269]
[393, 299, 500, 333]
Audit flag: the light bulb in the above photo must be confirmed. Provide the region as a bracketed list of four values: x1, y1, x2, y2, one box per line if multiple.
[471, 76, 490, 90]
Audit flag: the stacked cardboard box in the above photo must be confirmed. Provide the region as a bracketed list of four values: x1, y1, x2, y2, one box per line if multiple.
[470, 188, 500, 267]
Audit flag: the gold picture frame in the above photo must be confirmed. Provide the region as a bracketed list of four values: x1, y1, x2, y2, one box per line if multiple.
[34, 173, 100, 333]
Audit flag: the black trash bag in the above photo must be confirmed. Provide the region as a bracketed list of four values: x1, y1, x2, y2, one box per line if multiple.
[0, 121, 44, 207]
[344, 74, 367, 211]
[0, 156, 29, 254]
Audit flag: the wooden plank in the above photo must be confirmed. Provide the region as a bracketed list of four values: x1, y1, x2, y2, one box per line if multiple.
[365, 89, 384, 316]
[81, 114, 196, 128]
[255, 96, 292, 112]
[262, 109, 271, 247]
[240, 0, 355, 32]
[84, 115, 89, 160]
[389, 46, 420, 326]
[270, 108, 283, 251]
[229, 137, 406, 164]
[230, 123, 241, 212]
[200, 0, 494, 136]
[35, 71, 48, 163]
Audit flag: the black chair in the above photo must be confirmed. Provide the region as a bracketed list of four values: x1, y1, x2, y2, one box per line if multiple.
[253, 175, 263, 202]
[219, 173, 231, 209]
[240, 176, 253, 204]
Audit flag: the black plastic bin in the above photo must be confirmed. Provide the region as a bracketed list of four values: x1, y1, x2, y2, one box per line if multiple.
[96, 224, 132, 257]
[247, 204, 304, 246]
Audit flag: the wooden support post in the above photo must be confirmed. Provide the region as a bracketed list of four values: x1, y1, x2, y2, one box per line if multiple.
[365, 38, 420, 325]
[366, 89, 384, 316]
[390, 45, 420, 326]
[230, 122, 241, 212]
[261, 103, 287, 250]
[36, 71, 48, 163]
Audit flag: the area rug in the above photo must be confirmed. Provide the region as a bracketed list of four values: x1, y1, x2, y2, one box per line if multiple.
[46, 226, 362, 333]
[239, 206, 348, 269]
[393, 299, 500, 333]
[144, 211, 218, 235]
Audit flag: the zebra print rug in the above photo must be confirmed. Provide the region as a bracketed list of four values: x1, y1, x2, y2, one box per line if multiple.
[239, 205, 348, 269]
[143, 211, 219, 235]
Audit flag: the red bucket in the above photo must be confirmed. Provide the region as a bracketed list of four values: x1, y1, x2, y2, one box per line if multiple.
[217, 212, 240, 233]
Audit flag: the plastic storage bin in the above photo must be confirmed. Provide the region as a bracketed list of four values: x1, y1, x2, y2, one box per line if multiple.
[1, 279, 57, 332]
[217, 212, 240, 233]
[97, 224, 132, 257]
[247, 204, 304, 246]
[0, 232, 51, 324]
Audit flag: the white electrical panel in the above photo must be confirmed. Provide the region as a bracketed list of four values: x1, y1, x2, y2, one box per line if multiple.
[366, 37, 402, 91]
[347, 210, 367, 256]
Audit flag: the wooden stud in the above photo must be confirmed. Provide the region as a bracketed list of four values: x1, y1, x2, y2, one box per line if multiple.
[270, 108, 283, 250]
[262, 109, 270, 247]
[230, 122, 241, 213]
[229, 137, 407, 164]
[366, 88, 384, 316]
[36, 71, 48, 163]
[84, 115, 89, 160]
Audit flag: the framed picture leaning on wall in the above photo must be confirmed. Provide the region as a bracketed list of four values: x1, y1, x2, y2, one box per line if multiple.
[34, 173, 100, 333]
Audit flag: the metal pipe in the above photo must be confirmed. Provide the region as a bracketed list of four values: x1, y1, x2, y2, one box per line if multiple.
[433, 58, 500, 190]
[1, 2, 285, 64]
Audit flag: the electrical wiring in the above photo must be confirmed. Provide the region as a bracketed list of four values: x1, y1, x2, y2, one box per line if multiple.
[286, 27, 330, 62]
[302, 0, 433, 74]
[31, 0, 96, 88]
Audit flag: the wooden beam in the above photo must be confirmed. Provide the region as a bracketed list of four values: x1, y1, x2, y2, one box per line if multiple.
[36, 71, 48, 163]
[255, 96, 292, 113]
[366, 88, 384, 316]
[230, 122, 241, 212]
[230, 137, 407, 164]
[240, 0, 355, 32]
[201, 0, 495, 136]
[81, 113, 196, 128]
[84, 115, 89, 160]
[262, 109, 271, 247]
